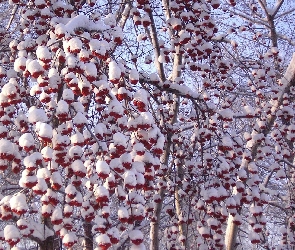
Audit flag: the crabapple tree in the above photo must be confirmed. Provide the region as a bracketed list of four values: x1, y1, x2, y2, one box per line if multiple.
[0, 0, 295, 250]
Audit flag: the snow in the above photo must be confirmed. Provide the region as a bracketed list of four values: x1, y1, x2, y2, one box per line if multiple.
[109, 61, 121, 82]
[78, 79, 91, 94]
[64, 15, 107, 34]
[104, 13, 116, 27]
[198, 226, 210, 236]
[51, 172, 62, 186]
[84, 62, 97, 77]
[94, 185, 109, 198]
[66, 54, 78, 68]
[33, 178, 48, 194]
[73, 112, 88, 126]
[133, 143, 145, 152]
[79, 49, 90, 60]
[118, 206, 129, 218]
[41, 147, 53, 161]
[23, 155, 36, 169]
[134, 89, 149, 104]
[19, 133, 35, 148]
[36, 46, 51, 61]
[96, 234, 111, 244]
[242, 105, 255, 116]
[69, 145, 83, 158]
[28, 107, 48, 123]
[94, 123, 106, 137]
[130, 69, 139, 83]
[56, 100, 69, 114]
[222, 136, 233, 148]
[71, 132, 84, 145]
[132, 161, 145, 173]
[107, 227, 120, 239]
[89, 39, 110, 57]
[65, 183, 77, 196]
[64, 204, 73, 214]
[63, 232, 77, 245]
[120, 152, 132, 164]
[51, 207, 62, 221]
[2, 82, 17, 98]
[27, 60, 43, 77]
[96, 160, 110, 175]
[250, 204, 262, 215]
[0, 139, 15, 155]
[113, 132, 127, 146]
[68, 37, 82, 52]
[126, 191, 145, 205]
[37, 167, 50, 179]
[36, 122, 53, 139]
[108, 100, 123, 116]
[30, 220, 54, 240]
[71, 101, 85, 113]
[19, 171, 38, 188]
[115, 186, 126, 199]
[71, 160, 87, 175]
[124, 170, 137, 188]
[10, 193, 28, 213]
[218, 108, 233, 120]
[129, 229, 143, 240]
[17, 218, 27, 229]
[54, 23, 67, 37]
[4, 225, 20, 240]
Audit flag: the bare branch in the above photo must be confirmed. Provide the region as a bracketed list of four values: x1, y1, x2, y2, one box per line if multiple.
[276, 6, 295, 19]
[272, 0, 285, 17]
[146, 12, 166, 82]
[6, 5, 18, 30]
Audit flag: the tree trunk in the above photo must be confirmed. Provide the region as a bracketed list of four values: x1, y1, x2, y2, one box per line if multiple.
[225, 216, 238, 250]
[225, 187, 239, 250]
[150, 187, 165, 250]
[38, 218, 59, 250]
[39, 235, 58, 250]
[83, 222, 93, 250]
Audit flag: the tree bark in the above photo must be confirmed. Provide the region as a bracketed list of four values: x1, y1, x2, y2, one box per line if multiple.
[39, 235, 58, 250]
[83, 222, 93, 250]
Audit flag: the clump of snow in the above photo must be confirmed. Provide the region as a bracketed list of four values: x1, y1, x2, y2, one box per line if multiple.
[96, 160, 110, 176]
[73, 112, 88, 127]
[96, 234, 111, 248]
[27, 60, 44, 78]
[129, 69, 139, 84]
[10, 193, 28, 215]
[36, 122, 53, 140]
[36, 46, 51, 62]
[71, 160, 87, 177]
[129, 229, 143, 241]
[56, 100, 69, 114]
[28, 107, 48, 123]
[19, 133, 35, 149]
[14, 57, 27, 72]
[4, 225, 20, 243]
[109, 61, 121, 82]
[124, 170, 137, 188]
[64, 15, 106, 34]
[68, 37, 82, 53]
